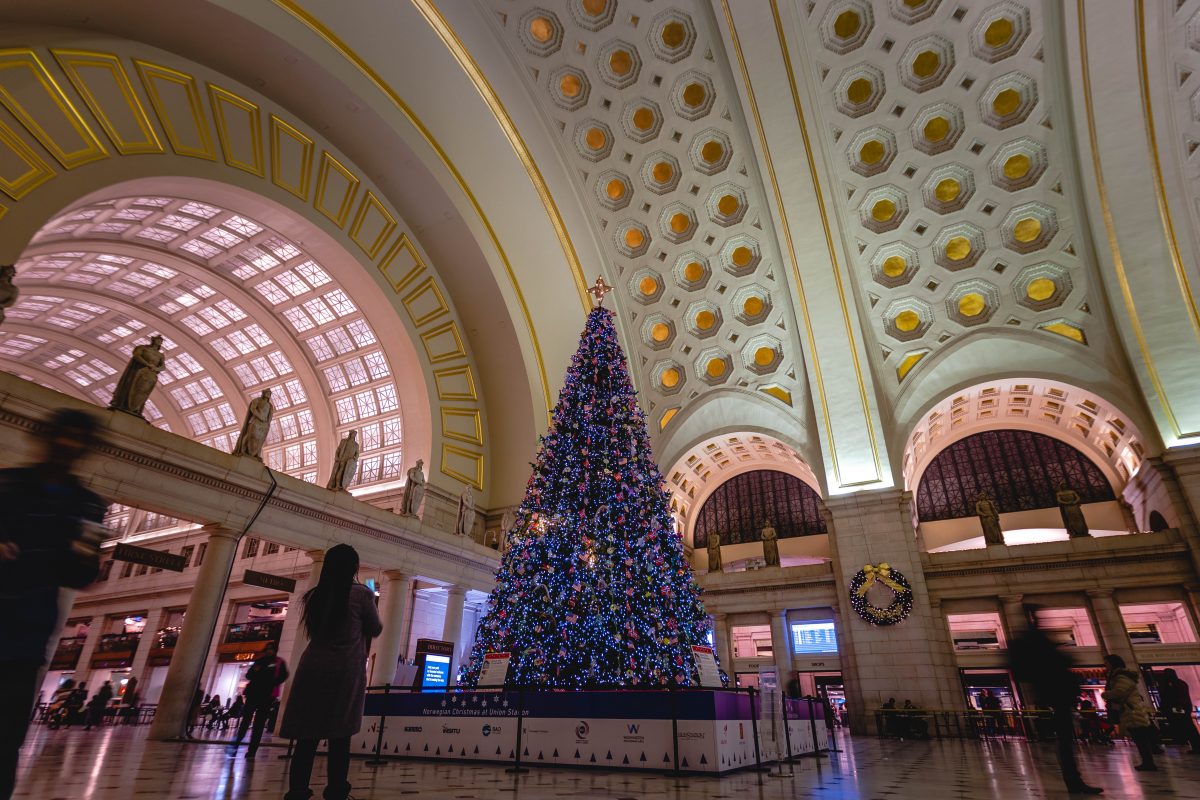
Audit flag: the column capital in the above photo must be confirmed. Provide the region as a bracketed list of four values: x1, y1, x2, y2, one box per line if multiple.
[198, 524, 242, 543]
[1086, 588, 1115, 599]
[305, 548, 326, 562]
[998, 593, 1025, 606]
[446, 585, 467, 598]
[770, 608, 789, 618]
[710, 612, 727, 622]
[383, 569, 410, 581]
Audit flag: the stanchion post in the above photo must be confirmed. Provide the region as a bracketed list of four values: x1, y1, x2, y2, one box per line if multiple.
[666, 681, 683, 777]
[807, 697, 827, 758]
[366, 684, 390, 766]
[506, 685, 528, 775]
[771, 693, 794, 776]
[747, 687, 768, 776]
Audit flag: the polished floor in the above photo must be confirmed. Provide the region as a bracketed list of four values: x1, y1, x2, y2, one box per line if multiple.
[12, 724, 1200, 799]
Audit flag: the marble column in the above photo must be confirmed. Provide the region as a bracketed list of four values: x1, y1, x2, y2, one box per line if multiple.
[998, 594, 1028, 642]
[996, 594, 1035, 707]
[148, 526, 241, 740]
[1086, 589, 1137, 667]
[276, 549, 325, 717]
[441, 586, 467, 671]
[370, 570, 414, 686]
[128, 606, 165, 686]
[70, 612, 106, 686]
[768, 609, 793, 677]
[711, 613, 733, 676]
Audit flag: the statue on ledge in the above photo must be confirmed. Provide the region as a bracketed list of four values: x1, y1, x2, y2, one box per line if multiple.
[1056, 485, 1090, 538]
[706, 532, 722, 573]
[0, 264, 19, 324]
[108, 335, 165, 418]
[232, 389, 274, 461]
[455, 483, 474, 536]
[326, 430, 359, 492]
[975, 495, 1004, 546]
[400, 459, 425, 517]
[761, 519, 780, 567]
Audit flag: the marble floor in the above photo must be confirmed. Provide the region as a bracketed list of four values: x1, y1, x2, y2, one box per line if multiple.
[11, 725, 1200, 799]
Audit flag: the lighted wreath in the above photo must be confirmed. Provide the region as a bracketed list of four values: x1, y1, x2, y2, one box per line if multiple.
[849, 562, 913, 626]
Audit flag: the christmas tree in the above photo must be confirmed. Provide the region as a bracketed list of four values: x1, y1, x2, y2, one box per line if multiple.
[460, 289, 716, 688]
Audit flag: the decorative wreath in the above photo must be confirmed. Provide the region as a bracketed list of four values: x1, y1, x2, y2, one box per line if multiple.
[849, 562, 913, 626]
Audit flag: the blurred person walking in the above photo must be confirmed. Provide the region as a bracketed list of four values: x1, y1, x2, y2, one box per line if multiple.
[0, 409, 105, 800]
[232, 642, 288, 758]
[279, 544, 381, 800]
[1010, 611, 1103, 795]
[1158, 668, 1200, 753]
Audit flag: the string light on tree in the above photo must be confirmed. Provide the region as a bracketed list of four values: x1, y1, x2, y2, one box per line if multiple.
[460, 279, 718, 688]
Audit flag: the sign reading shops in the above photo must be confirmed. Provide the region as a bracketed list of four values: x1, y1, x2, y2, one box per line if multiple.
[112, 543, 187, 573]
[243, 569, 298, 593]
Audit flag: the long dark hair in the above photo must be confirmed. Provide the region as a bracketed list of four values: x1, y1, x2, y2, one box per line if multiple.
[301, 544, 359, 639]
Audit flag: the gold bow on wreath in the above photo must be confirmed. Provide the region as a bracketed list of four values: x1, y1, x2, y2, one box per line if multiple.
[855, 562, 907, 596]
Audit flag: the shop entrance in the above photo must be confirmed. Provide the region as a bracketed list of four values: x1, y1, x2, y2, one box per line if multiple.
[960, 670, 1018, 711]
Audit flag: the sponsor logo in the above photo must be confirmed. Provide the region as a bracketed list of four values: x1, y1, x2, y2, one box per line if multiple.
[442, 726, 461, 735]
[403, 726, 422, 733]
[627, 724, 640, 734]
[738, 723, 745, 739]
[481, 724, 503, 736]
[678, 731, 705, 740]
[622, 721, 644, 744]
[575, 720, 590, 741]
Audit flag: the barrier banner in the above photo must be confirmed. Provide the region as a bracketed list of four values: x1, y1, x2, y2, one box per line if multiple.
[356, 689, 824, 774]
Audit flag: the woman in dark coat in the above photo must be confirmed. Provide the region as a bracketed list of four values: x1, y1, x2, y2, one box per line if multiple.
[280, 544, 381, 800]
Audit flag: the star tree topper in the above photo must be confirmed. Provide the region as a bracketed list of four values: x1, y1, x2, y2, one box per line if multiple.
[588, 275, 614, 307]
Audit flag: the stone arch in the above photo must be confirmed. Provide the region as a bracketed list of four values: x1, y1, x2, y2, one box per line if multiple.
[0, 35, 503, 497]
[901, 377, 1172, 550]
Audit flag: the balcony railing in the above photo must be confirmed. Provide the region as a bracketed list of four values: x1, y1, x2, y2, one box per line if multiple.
[50, 635, 87, 669]
[96, 633, 142, 654]
[223, 619, 283, 645]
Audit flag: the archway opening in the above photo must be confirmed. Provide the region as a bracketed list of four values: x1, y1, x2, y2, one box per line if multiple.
[693, 469, 829, 571]
[3, 182, 425, 494]
[903, 378, 1168, 551]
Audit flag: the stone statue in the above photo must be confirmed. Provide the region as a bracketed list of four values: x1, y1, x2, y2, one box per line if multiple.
[706, 532, 722, 573]
[1056, 485, 1090, 538]
[501, 507, 516, 535]
[456, 483, 474, 536]
[108, 335, 165, 418]
[232, 389, 274, 460]
[0, 264, 19, 324]
[975, 495, 1004, 546]
[326, 430, 359, 492]
[761, 519, 780, 567]
[400, 459, 425, 517]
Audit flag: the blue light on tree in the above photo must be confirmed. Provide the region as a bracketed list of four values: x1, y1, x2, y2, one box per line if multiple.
[460, 284, 717, 689]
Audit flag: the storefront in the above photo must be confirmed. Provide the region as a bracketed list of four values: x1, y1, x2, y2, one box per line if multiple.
[207, 598, 287, 702]
[960, 670, 1018, 710]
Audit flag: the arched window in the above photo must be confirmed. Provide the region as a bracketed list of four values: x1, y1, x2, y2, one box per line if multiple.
[694, 470, 826, 547]
[916, 429, 1115, 521]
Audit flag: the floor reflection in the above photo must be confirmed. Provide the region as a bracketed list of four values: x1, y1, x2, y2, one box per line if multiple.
[13, 727, 1200, 799]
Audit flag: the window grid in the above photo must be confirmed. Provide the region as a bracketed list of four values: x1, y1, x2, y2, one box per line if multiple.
[693, 469, 827, 548]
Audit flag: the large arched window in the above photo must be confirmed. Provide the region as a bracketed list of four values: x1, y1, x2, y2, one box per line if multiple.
[916, 429, 1115, 521]
[693, 469, 826, 547]
[4, 194, 405, 488]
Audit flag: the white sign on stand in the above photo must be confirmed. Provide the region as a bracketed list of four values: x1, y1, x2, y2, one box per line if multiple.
[691, 645, 723, 688]
[477, 652, 511, 687]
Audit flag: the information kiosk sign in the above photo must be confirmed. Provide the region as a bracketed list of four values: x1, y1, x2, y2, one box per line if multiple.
[414, 638, 455, 691]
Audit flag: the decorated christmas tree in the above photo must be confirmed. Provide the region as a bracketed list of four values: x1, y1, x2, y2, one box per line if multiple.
[460, 283, 716, 688]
